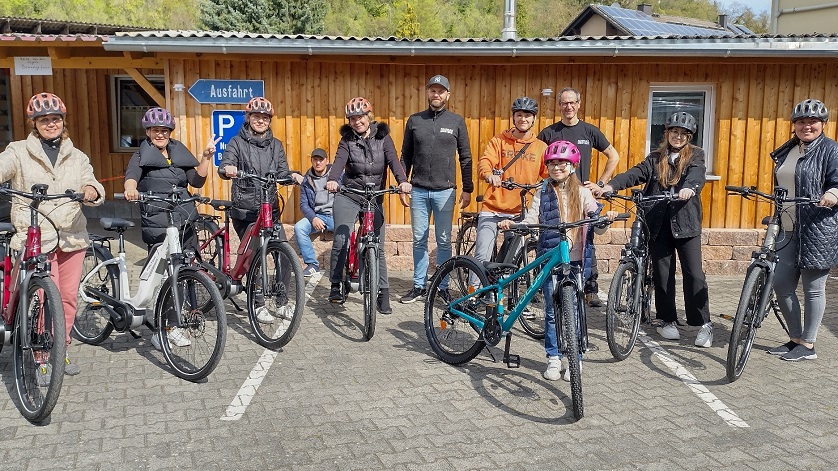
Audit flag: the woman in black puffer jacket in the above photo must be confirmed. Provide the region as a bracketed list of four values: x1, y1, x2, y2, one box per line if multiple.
[765, 99, 838, 362]
[325, 97, 412, 314]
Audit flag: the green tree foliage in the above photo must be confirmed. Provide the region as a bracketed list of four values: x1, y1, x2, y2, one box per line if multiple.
[2, 0, 768, 37]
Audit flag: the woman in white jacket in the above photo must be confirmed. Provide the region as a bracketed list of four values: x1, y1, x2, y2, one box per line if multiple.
[0, 93, 104, 375]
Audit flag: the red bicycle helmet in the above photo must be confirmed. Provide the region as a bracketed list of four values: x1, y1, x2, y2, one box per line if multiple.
[345, 97, 372, 118]
[246, 97, 274, 117]
[543, 140, 580, 166]
[141, 107, 176, 130]
[27, 92, 66, 119]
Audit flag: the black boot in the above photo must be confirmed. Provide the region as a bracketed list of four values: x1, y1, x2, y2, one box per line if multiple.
[377, 289, 392, 314]
[329, 283, 343, 303]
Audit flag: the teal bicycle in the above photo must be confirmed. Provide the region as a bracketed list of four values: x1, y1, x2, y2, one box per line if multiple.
[424, 213, 626, 420]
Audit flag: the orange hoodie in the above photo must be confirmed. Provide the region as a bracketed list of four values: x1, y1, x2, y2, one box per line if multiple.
[477, 129, 548, 214]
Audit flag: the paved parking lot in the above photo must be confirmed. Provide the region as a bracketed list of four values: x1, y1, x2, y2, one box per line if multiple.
[1, 229, 837, 469]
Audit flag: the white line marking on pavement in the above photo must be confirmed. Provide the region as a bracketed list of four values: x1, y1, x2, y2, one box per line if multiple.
[638, 330, 750, 428]
[221, 272, 321, 421]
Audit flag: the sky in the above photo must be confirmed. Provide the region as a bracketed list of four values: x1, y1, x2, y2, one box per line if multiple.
[713, 0, 772, 14]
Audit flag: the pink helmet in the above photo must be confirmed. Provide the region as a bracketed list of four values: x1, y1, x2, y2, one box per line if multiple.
[543, 140, 580, 166]
[27, 92, 66, 119]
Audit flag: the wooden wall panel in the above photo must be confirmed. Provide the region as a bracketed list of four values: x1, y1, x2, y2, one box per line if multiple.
[7, 60, 838, 230]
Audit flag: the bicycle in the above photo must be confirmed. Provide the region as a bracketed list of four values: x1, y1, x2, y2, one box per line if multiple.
[454, 178, 545, 339]
[602, 189, 678, 361]
[192, 171, 304, 350]
[0, 184, 85, 422]
[424, 213, 626, 421]
[723, 185, 818, 382]
[331, 183, 403, 341]
[75, 189, 227, 381]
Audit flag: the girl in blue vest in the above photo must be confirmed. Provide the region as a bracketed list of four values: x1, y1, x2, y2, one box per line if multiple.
[500, 141, 613, 381]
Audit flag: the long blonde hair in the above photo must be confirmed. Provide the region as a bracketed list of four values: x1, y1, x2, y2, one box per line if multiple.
[655, 138, 695, 188]
[551, 171, 584, 243]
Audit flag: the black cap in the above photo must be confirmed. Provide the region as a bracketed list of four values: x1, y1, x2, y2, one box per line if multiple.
[310, 148, 328, 160]
[426, 75, 450, 91]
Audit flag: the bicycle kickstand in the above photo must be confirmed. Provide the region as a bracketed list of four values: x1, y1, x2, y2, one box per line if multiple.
[502, 333, 520, 368]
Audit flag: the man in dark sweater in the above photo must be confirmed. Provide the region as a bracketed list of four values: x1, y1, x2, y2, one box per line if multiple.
[537, 87, 620, 307]
[399, 75, 474, 303]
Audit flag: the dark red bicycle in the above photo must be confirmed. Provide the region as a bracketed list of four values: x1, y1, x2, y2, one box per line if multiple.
[192, 171, 304, 350]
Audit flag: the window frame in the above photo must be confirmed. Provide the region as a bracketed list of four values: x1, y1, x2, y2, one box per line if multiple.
[110, 74, 166, 153]
[646, 83, 717, 179]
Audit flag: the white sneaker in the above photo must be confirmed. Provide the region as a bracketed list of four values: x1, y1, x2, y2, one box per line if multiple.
[150, 334, 165, 351]
[656, 322, 680, 340]
[695, 322, 713, 348]
[256, 306, 274, 324]
[561, 357, 582, 382]
[276, 304, 295, 321]
[543, 356, 562, 381]
[168, 328, 192, 347]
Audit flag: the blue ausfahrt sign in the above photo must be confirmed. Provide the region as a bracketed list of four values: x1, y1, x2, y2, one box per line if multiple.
[189, 79, 265, 104]
[211, 110, 246, 166]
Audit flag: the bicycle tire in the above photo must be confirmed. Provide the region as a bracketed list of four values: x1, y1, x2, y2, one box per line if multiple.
[361, 247, 379, 341]
[511, 239, 545, 339]
[74, 244, 117, 345]
[425, 256, 488, 365]
[14, 276, 66, 423]
[726, 267, 768, 382]
[194, 217, 223, 272]
[559, 283, 583, 421]
[246, 240, 305, 349]
[156, 268, 226, 381]
[606, 261, 642, 361]
[455, 218, 478, 258]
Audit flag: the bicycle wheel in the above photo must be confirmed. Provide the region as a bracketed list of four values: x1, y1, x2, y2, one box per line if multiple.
[605, 261, 642, 361]
[727, 267, 768, 382]
[361, 247, 379, 341]
[511, 239, 545, 339]
[559, 283, 583, 421]
[74, 244, 117, 345]
[455, 217, 477, 258]
[156, 268, 226, 381]
[246, 240, 304, 349]
[194, 217, 223, 271]
[14, 276, 66, 422]
[425, 256, 488, 365]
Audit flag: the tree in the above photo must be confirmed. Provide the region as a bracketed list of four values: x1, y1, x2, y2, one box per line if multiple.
[395, 3, 420, 38]
[200, 0, 325, 34]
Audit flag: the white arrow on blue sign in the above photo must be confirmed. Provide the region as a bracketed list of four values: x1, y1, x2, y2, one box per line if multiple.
[188, 79, 265, 104]
[211, 110, 246, 166]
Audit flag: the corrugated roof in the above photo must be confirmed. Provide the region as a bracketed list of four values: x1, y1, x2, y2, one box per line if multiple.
[0, 16, 149, 35]
[103, 30, 838, 58]
[0, 32, 106, 43]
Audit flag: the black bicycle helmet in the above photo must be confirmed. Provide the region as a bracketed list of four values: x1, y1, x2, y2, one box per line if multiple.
[791, 99, 828, 123]
[665, 112, 697, 134]
[511, 96, 538, 115]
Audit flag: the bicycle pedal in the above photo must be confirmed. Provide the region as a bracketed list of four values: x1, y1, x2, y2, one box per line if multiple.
[128, 329, 142, 339]
[504, 354, 520, 368]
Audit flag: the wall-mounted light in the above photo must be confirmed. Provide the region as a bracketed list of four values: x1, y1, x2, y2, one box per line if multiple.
[173, 83, 185, 92]
[541, 88, 553, 97]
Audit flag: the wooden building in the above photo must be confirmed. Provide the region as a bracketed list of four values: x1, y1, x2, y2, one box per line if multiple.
[3, 20, 838, 235]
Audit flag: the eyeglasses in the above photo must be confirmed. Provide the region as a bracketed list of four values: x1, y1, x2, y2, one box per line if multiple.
[250, 114, 271, 122]
[559, 101, 579, 108]
[35, 116, 63, 126]
[546, 161, 572, 169]
[668, 129, 692, 138]
[148, 128, 171, 136]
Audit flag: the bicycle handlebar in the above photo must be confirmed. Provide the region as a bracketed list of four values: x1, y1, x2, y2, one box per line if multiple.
[0, 184, 85, 205]
[508, 213, 630, 234]
[600, 188, 679, 204]
[339, 185, 404, 199]
[114, 190, 210, 208]
[236, 170, 297, 187]
[500, 177, 541, 191]
[724, 185, 820, 204]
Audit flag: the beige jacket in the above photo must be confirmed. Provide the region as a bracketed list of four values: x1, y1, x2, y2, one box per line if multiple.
[0, 134, 105, 252]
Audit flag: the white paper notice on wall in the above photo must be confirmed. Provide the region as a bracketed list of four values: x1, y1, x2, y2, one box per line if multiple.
[13, 57, 53, 76]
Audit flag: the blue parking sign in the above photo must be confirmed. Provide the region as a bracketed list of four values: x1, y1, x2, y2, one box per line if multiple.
[212, 110, 246, 166]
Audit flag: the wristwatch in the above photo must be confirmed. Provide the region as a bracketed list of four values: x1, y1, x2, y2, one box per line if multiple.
[597, 180, 605, 188]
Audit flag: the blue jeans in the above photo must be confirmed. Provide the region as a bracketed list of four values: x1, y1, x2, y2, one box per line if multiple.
[543, 268, 583, 358]
[410, 187, 455, 289]
[293, 214, 334, 268]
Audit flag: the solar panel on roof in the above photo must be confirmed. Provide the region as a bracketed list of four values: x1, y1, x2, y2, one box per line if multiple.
[597, 4, 733, 37]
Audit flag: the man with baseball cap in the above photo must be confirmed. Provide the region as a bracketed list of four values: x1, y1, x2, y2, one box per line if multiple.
[294, 147, 337, 277]
[400, 74, 474, 303]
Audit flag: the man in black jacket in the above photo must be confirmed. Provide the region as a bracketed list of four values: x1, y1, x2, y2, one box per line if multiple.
[399, 75, 474, 303]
